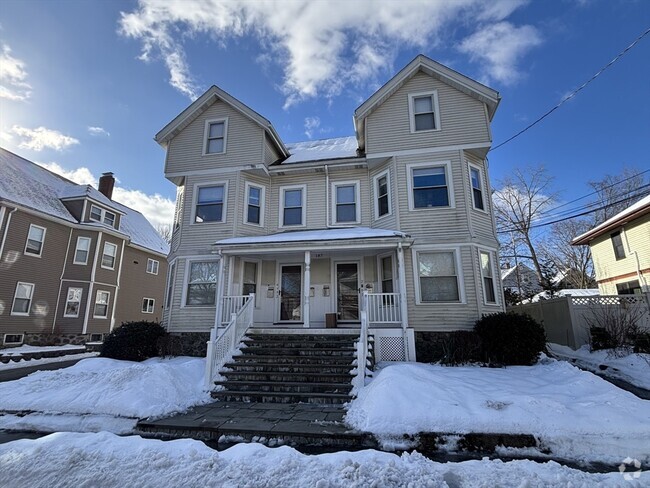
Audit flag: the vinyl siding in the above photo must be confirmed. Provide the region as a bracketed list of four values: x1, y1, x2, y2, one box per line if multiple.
[86, 285, 116, 334]
[94, 235, 123, 285]
[264, 135, 281, 166]
[369, 160, 397, 230]
[55, 281, 90, 334]
[63, 230, 99, 281]
[464, 151, 497, 242]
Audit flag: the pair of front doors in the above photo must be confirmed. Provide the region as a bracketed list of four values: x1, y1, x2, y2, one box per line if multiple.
[277, 262, 360, 323]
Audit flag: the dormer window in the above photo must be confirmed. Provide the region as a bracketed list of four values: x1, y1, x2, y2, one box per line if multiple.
[90, 205, 102, 221]
[89, 204, 117, 228]
[409, 91, 440, 133]
[204, 119, 227, 155]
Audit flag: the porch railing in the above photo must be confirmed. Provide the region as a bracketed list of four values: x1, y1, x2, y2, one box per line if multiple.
[352, 291, 371, 395]
[366, 292, 401, 325]
[204, 293, 255, 389]
[221, 295, 252, 325]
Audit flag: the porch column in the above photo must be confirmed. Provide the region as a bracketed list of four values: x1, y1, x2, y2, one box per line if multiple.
[211, 253, 226, 341]
[396, 243, 409, 331]
[303, 250, 311, 328]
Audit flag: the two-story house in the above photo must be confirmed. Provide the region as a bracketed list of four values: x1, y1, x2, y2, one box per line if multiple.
[158, 55, 504, 364]
[0, 148, 169, 347]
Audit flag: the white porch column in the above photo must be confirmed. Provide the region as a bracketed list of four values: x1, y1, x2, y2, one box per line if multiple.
[396, 243, 409, 331]
[303, 250, 311, 328]
[211, 253, 226, 341]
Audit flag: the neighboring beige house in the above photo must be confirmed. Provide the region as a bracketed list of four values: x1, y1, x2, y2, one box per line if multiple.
[572, 195, 650, 295]
[0, 148, 169, 347]
[158, 54, 504, 361]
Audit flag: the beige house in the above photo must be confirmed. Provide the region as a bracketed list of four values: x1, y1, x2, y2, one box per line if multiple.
[573, 195, 650, 295]
[0, 148, 169, 347]
[159, 55, 504, 362]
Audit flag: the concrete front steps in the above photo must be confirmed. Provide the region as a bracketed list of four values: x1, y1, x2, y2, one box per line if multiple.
[212, 331, 359, 405]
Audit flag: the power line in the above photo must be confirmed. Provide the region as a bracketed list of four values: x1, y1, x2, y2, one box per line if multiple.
[490, 27, 650, 152]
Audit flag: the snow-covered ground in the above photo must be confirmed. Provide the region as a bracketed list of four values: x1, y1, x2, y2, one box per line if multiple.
[0, 356, 211, 433]
[346, 359, 650, 464]
[0, 432, 641, 488]
[0, 344, 86, 356]
[0, 352, 98, 370]
[548, 343, 650, 390]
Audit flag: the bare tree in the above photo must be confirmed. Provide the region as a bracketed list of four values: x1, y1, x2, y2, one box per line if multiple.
[541, 219, 595, 289]
[589, 167, 649, 224]
[156, 224, 172, 244]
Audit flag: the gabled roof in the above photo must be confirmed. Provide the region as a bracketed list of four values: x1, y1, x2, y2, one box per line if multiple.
[572, 194, 650, 245]
[154, 85, 289, 158]
[354, 54, 500, 151]
[500, 262, 535, 280]
[282, 136, 360, 165]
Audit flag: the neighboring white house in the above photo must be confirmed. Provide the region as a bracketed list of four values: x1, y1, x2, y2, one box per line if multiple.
[501, 263, 542, 298]
[157, 54, 504, 361]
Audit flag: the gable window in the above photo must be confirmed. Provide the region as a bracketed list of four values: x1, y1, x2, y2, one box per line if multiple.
[480, 251, 497, 304]
[280, 186, 305, 227]
[616, 280, 642, 295]
[64, 287, 83, 318]
[74, 237, 92, 265]
[204, 119, 227, 154]
[470, 165, 485, 211]
[380, 255, 394, 293]
[409, 163, 451, 209]
[187, 261, 218, 306]
[242, 261, 258, 296]
[11, 282, 34, 315]
[611, 231, 625, 260]
[94, 290, 110, 318]
[333, 181, 360, 224]
[195, 184, 226, 223]
[146, 258, 159, 275]
[245, 183, 264, 226]
[416, 251, 460, 303]
[101, 242, 118, 269]
[374, 171, 391, 219]
[409, 91, 440, 132]
[25, 224, 46, 256]
[142, 297, 155, 314]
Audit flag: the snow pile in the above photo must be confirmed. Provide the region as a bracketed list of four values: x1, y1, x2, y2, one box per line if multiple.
[549, 343, 650, 390]
[0, 352, 97, 370]
[346, 360, 650, 463]
[0, 432, 637, 488]
[0, 344, 85, 355]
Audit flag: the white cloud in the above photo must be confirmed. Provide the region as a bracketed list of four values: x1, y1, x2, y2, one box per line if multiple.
[37, 161, 96, 186]
[119, 0, 534, 105]
[458, 22, 542, 85]
[0, 43, 31, 101]
[303, 116, 320, 139]
[88, 126, 110, 137]
[10, 125, 80, 152]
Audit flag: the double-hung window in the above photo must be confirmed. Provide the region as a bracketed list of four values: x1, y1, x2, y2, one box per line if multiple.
[611, 231, 625, 260]
[186, 261, 218, 306]
[333, 181, 359, 224]
[195, 184, 225, 223]
[25, 224, 46, 256]
[89, 205, 116, 228]
[409, 91, 440, 132]
[409, 163, 450, 209]
[64, 287, 83, 317]
[380, 255, 394, 293]
[374, 172, 390, 218]
[94, 290, 110, 318]
[90, 205, 102, 222]
[470, 165, 485, 211]
[142, 298, 155, 314]
[74, 237, 91, 264]
[147, 258, 159, 275]
[245, 183, 264, 226]
[204, 120, 226, 154]
[101, 242, 118, 269]
[281, 186, 305, 227]
[242, 261, 258, 296]
[11, 282, 34, 315]
[416, 251, 460, 303]
[480, 251, 497, 304]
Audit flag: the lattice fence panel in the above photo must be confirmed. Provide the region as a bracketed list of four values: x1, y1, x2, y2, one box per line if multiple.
[376, 336, 406, 362]
[572, 295, 646, 306]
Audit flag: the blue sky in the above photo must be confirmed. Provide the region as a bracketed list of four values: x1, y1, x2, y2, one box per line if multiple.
[0, 0, 648, 229]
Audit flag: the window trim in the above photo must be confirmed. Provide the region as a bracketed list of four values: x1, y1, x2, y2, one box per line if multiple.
[89, 204, 117, 227]
[191, 181, 229, 225]
[478, 248, 499, 306]
[3, 333, 24, 345]
[611, 231, 626, 260]
[377, 252, 396, 294]
[243, 181, 266, 227]
[279, 184, 307, 228]
[73, 236, 92, 265]
[468, 161, 487, 213]
[142, 297, 155, 314]
[373, 170, 392, 220]
[101, 242, 118, 270]
[146, 258, 160, 275]
[182, 258, 220, 308]
[331, 180, 361, 225]
[408, 90, 441, 133]
[63, 287, 84, 318]
[93, 290, 111, 319]
[412, 247, 466, 305]
[202, 118, 229, 156]
[406, 161, 455, 211]
[11, 282, 35, 316]
[24, 224, 46, 257]
[240, 258, 262, 307]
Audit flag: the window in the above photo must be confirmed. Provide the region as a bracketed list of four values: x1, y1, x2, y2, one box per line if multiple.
[380, 255, 394, 293]
[90, 205, 102, 221]
[64, 287, 83, 317]
[101, 242, 118, 269]
[142, 297, 155, 314]
[417, 251, 460, 302]
[616, 280, 642, 295]
[611, 231, 625, 260]
[409, 91, 440, 132]
[195, 184, 225, 223]
[89, 205, 117, 228]
[11, 282, 34, 315]
[186, 261, 218, 306]
[480, 251, 497, 304]
[332, 181, 359, 224]
[242, 261, 258, 296]
[166, 262, 176, 309]
[470, 165, 485, 211]
[94, 290, 110, 318]
[245, 183, 264, 226]
[3, 334, 24, 345]
[280, 186, 305, 227]
[89, 333, 104, 342]
[374, 172, 391, 218]
[104, 211, 116, 227]
[24, 224, 46, 256]
[146, 258, 159, 275]
[204, 119, 227, 154]
[409, 163, 451, 209]
[74, 237, 92, 265]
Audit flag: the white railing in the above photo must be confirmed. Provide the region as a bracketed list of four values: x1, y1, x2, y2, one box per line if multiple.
[352, 291, 371, 395]
[221, 295, 251, 325]
[204, 293, 255, 389]
[366, 292, 402, 325]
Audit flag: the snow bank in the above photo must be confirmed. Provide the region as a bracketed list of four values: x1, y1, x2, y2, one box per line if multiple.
[346, 360, 650, 463]
[0, 353, 97, 370]
[0, 432, 637, 488]
[0, 344, 86, 355]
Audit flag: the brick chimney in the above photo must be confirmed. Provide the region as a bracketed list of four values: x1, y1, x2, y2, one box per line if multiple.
[98, 172, 115, 200]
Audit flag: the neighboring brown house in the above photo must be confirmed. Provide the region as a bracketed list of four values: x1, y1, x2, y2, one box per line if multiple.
[0, 147, 169, 347]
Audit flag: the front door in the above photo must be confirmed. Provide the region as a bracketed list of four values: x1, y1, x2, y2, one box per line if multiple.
[336, 262, 360, 321]
[279, 264, 302, 322]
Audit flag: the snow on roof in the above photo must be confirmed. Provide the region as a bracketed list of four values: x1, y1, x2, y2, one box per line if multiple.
[500, 263, 534, 280]
[573, 194, 650, 244]
[282, 136, 359, 164]
[216, 227, 409, 246]
[111, 201, 170, 255]
[59, 184, 122, 212]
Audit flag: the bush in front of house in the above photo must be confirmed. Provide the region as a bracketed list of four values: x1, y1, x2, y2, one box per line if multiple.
[101, 321, 168, 362]
[440, 331, 483, 365]
[474, 312, 547, 366]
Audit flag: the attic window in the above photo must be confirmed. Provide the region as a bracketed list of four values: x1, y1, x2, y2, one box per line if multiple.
[204, 119, 227, 154]
[409, 91, 441, 133]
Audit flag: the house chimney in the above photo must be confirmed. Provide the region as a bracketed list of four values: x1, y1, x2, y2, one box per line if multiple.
[98, 172, 115, 200]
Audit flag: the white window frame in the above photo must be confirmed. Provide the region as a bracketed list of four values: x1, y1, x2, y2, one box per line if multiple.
[202, 118, 228, 156]
[478, 248, 499, 306]
[468, 161, 487, 213]
[24, 224, 46, 257]
[93, 290, 110, 319]
[146, 258, 160, 275]
[373, 170, 392, 220]
[101, 242, 118, 270]
[412, 246, 466, 305]
[377, 252, 396, 294]
[3, 333, 24, 345]
[11, 282, 35, 316]
[408, 90, 441, 133]
[406, 161, 455, 211]
[240, 258, 262, 307]
[89, 204, 116, 227]
[73, 236, 92, 265]
[331, 180, 361, 225]
[243, 181, 266, 227]
[279, 184, 307, 228]
[142, 297, 155, 314]
[191, 181, 229, 225]
[63, 287, 83, 318]
[182, 259, 220, 308]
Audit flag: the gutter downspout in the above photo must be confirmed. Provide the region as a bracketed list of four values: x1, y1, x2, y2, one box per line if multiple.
[0, 207, 17, 261]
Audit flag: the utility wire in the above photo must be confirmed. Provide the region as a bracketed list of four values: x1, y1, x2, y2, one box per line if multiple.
[490, 27, 650, 152]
